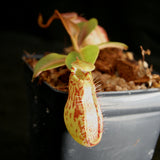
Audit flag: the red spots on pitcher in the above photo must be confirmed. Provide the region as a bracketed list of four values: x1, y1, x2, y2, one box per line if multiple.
[74, 105, 84, 121]
[64, 67, 103, 147]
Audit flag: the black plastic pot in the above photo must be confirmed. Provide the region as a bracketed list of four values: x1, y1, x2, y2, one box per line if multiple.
[23, 59, 160, 160]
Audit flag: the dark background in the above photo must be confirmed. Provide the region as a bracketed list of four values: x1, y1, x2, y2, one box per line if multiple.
[0, 0, 160, 160]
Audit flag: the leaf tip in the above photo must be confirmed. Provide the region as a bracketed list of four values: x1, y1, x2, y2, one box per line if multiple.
[32, 71, 39, 82]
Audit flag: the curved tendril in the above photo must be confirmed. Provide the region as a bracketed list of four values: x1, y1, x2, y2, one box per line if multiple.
[38, 12, 58, 28]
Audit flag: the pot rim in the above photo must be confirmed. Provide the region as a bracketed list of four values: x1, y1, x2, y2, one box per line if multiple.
[44, 80, 160, 96]
[23, 56, 160, 96]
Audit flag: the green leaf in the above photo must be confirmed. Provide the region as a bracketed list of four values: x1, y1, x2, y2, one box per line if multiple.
[80, 45, 99, 64]
[97, 41, 128, 50]
[78, 18, 98, 46]
[77, 22, 85, 30]
[65, 51, 81, 70]
[33, 53, 66, 79]
[65, 51, 82, 70]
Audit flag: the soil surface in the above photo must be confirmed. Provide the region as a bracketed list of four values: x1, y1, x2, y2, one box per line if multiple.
[24, 48, 160, 92]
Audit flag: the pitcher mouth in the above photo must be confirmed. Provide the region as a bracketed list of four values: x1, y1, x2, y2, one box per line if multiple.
[71, 67, 89, 81]
[70, 59, 95, 81]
